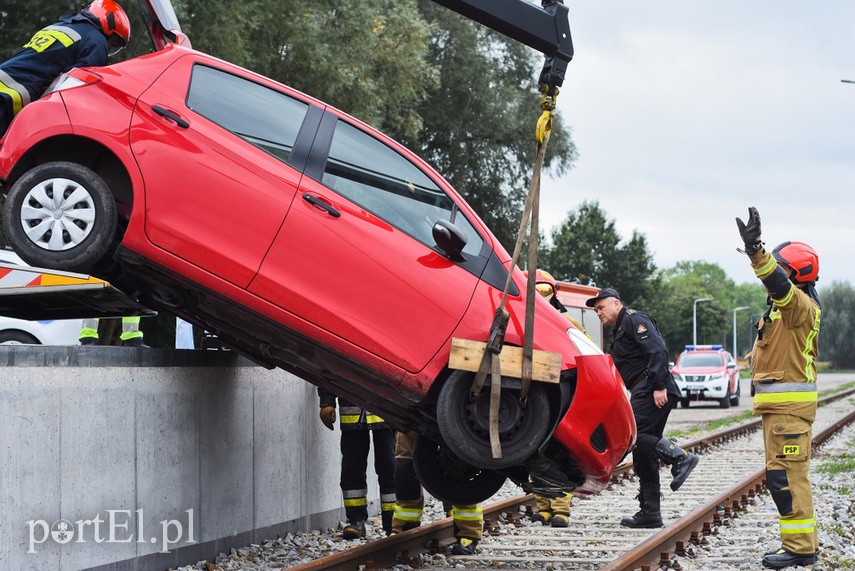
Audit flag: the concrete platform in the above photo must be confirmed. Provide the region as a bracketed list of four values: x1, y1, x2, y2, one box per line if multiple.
[0, 345, 384, 570]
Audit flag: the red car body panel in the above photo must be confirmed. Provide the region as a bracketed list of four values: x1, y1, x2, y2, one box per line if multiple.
[0, 39, 636, 493]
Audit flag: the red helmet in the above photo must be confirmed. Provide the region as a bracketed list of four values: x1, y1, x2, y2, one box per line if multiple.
[772, 241, 819, 283]
[86, 0, 131, 52]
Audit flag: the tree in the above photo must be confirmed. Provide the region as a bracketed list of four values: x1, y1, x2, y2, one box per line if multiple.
[644, 261, 767, 359]
[543, 201, 655, 307]
[818, 281, 855, 369]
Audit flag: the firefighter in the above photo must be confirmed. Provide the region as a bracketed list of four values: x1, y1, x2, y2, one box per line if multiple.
[735, 207, 820, 569]
[526, 269, 575, 527]
[390, 431, 483, 555]
[0, 0, 130, 138]
[79, 316, 146, 347]
[586, 287, 698, 528]
[318, 390, 395, 539]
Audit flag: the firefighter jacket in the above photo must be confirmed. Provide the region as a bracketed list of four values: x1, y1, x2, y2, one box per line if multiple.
[748, 250, 820, 423]
[318, 390, 387, 431]
[611, 307, 680, 398]
[0, 11, 108, 132]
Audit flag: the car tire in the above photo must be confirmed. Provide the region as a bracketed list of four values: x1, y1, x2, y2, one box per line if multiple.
[412, 435, 507, 505]
[437, 370, 551, 469]
[720, 385, 732, 409]
[680, 398, 690, 408]
[0, 330, 40, 344]
[2, 161, 117, 273]
[731, 380, 741, 407]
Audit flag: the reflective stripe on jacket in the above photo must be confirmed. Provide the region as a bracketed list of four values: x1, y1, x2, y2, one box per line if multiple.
[749, 250, 819, 422]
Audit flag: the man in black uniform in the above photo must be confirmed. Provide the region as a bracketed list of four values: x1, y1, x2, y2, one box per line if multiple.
[586, 287, 699, 527]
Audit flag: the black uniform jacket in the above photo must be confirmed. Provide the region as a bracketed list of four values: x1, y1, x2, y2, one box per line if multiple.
[611, 307, 680, 398]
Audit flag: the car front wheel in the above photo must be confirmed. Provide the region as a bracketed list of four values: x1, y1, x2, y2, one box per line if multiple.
[437, 370, 551, 469]
[2, 161, 117, 273]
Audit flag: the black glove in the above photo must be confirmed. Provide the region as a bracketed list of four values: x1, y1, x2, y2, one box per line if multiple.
[735, 207, 762, 255]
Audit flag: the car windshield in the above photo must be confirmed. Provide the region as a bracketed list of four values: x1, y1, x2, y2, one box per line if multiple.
[678, 353, 723, 367]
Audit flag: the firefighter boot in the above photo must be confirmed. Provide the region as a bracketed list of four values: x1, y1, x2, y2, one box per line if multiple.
[655, 437, 699, 491]
[381, 509, 394, 536]
[451, 537, 479, 555]
[531, 495, 552, 524]
[342, 520, 366, 540]
[762, 547, 818, 569]
[620, 483, 663, 528]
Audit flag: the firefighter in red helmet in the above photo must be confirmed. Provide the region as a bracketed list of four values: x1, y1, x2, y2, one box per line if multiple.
[0, 0, 130, 137]
[736, 207, 820, 569]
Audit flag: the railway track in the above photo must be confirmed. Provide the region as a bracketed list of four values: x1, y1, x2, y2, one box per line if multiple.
[289, 387, 855, 571]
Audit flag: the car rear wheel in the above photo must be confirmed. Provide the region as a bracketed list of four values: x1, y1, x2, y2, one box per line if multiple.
[436, 370, 551, 469]
[2, 161, 117, 273]
[730, 380, 741, 407]
[0, 330, 40, 344]
[412, 435, 507, 505]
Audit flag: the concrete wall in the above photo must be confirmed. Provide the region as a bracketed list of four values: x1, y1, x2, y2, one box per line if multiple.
[0, 346, 383, 570]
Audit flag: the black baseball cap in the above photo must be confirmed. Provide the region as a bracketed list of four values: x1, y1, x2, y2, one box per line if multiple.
[585, 287, 621, 307]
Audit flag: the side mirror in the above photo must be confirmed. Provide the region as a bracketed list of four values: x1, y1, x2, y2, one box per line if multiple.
[432, 219, 467, 261]
[668, 361, 675, 370]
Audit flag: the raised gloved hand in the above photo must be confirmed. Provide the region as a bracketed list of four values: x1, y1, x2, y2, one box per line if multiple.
[319, 404, 336, 430]
[735, 206, 762, 255]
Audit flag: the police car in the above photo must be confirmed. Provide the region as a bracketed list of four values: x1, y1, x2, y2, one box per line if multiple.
[671, 345, 741, 409]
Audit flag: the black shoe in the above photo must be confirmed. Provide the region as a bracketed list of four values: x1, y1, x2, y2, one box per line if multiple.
[549, 513, 569, 528]
[670, 452, 699, 491]
[451, 537, 478, 555]
[762, 547, 817, 569]
[530, 510, 550, 524]
[122, 338, 149, 348]
[79, 337, 98, 346]
[620, 510, 663, 528]
[342, 520, 366, 540]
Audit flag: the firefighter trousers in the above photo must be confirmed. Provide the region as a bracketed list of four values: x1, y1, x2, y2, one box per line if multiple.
[340, 428, 396, 524]
[763, 413, 817, 554]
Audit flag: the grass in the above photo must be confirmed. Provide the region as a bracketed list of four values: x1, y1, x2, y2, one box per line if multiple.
[666, 409, 755, 439]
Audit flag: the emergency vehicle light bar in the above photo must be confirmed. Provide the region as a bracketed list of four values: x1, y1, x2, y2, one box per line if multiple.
[684, 344, 723, 351]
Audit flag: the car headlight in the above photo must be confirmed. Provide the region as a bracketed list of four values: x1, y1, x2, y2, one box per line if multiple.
[707, 373, 724, 381]
[672, 373, 683, 383]
[566, 327, 602, 356]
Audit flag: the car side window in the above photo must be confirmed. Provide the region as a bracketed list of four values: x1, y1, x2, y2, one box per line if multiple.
[186, 65, 309, 164]
[322, 119, 484, 256]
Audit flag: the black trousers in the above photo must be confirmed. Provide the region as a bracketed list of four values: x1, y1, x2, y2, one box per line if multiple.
[340, 428, 396, 522]
[629, 388, 675, 485]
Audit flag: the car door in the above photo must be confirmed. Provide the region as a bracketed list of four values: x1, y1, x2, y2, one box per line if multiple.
[248, 114, 491, 373]
[129, 56, 319, 287]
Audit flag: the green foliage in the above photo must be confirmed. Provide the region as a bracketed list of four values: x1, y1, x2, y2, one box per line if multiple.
[817, 281, 855, 369]
[645, 261, 767, 358]
[542, 201, 655, 308]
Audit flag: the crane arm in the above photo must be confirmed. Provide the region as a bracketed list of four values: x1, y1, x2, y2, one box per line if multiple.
[429, 0, 574, 91]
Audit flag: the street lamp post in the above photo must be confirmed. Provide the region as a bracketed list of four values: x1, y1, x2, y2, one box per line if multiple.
[693, 297, 713, 346]
[732, 306, 750, 357]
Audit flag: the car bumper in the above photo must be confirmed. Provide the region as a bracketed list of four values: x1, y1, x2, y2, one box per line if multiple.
[552, 354, 636, 495]
[676, 377, 729, 399]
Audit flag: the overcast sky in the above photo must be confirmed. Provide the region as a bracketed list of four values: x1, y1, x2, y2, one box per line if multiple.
[539, 2, 855, 287]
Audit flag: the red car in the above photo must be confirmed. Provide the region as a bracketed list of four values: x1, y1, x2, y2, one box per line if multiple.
[0, 0, 634, 503]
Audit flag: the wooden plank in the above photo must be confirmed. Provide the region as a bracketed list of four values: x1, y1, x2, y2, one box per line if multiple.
[448, 338, 561, 383]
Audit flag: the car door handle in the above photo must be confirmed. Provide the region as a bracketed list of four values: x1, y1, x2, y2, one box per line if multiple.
[152, 105, 189, 129]
[302, 193, 340, 218]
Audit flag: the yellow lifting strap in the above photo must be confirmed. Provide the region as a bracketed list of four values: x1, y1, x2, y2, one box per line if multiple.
[468, 85, 559, 459]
